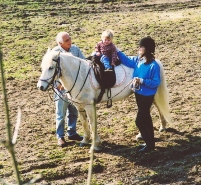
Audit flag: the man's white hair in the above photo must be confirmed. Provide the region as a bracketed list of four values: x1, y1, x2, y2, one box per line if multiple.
[56, 31, 70, 45]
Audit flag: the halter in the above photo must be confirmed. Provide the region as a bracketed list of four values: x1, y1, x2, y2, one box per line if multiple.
[65, 59, 81, 96]
[38, 56, 67, 102]
[40, 54, 92, 103]
[40, 54, 132, 106]
[39, 56, 62, 86]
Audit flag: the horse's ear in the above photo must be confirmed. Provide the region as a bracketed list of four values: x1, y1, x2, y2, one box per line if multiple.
[53, 51, 60, 61]
[47, 47, 51, 53]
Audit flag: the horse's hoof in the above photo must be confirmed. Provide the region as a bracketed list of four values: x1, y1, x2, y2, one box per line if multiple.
[159, 127, 166, 132]
[80, 143, 89, 147]
[89, 147, 102, 153]
[94, 147, 102, 153]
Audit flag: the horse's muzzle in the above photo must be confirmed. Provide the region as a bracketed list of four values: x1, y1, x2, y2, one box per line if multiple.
[38, 85, 45, 91]
[37, 81, 48, 91]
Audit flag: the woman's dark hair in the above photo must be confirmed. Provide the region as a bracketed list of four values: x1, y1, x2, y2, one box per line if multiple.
[145, 52, 155, 64]
[140, 36, 155, 63]
[140, 36, 155, 53]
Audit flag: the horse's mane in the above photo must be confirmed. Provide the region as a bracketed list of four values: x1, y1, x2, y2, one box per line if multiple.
[60, 52, 90, 65]
[44, 48, 90, 65]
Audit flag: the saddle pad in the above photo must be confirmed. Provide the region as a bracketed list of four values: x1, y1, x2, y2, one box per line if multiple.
[90, 64, 126, 89]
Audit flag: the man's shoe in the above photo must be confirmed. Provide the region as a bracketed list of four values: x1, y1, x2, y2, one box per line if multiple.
[68, 133, 83, 141]
[58, 137, 67, 147]
[138, 145, 155, 153]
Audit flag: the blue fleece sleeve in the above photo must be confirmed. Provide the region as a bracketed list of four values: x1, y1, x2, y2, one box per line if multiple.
[117, 51, 138, 69]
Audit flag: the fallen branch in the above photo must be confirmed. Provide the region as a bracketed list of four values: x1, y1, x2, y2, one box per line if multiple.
[0, 46, 22, 184]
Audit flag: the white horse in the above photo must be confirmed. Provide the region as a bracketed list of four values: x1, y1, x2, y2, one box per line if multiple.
[37, 49, 171, 152]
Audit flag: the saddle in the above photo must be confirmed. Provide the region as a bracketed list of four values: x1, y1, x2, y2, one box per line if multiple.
[87, 55, 120, 107]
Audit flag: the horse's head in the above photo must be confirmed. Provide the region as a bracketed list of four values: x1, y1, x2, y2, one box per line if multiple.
[37, 48, 61, 91]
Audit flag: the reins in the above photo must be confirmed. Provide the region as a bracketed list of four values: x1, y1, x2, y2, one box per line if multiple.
[74, 67, 91, 99]
[130, 78, 141, 91]
[106, 79, 133, 101]
[39, 56, 69, 103]
[41, 54, 92, 105]
[41, 53, 133, 106]
[65, 59, 81, 97]
[63, 59, 92, 101]
[67, 78, 133, 106]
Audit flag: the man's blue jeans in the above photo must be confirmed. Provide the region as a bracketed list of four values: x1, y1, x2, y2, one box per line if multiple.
[54, 90, 78, 139]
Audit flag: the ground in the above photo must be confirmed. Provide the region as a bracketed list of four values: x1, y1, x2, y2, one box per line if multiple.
[0, 0, 201, 184]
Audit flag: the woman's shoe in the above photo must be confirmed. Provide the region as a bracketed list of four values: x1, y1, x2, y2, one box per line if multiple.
[138, 145, 155, 153]
[138, 143, 146, 149]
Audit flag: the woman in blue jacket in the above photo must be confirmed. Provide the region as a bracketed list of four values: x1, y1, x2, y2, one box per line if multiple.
[120, 37, 161, 152]
[101, 37, 161, 152]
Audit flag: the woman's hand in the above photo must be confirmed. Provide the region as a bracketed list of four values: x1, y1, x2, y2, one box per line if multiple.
[134, 77, 143, 84]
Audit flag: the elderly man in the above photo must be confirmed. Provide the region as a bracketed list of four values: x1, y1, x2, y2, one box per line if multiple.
[53, 31, 85, 147]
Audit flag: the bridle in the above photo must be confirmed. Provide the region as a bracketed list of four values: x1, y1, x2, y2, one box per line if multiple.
[39, 56, 65, 102]
[39, 54, 133, 106]
[39, 56, 62, 87]
[62, 58, 91, 100]
[39, 54, 92, 103]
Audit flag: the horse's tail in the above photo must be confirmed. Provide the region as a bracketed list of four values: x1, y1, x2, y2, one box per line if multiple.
[155, 60, 172, 124]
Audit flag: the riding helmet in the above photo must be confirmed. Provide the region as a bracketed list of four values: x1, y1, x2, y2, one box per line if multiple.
[139, 36, 155, 54]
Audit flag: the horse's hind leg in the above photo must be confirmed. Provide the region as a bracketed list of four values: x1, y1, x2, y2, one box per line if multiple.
[78, 109, 91, 146]
[154, 102, 167, 132]
[158, 110, 167, 132]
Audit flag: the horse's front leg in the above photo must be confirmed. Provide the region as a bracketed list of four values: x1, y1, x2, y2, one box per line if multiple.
[85, 104, 101, 153]
[77, 108, 91, 146]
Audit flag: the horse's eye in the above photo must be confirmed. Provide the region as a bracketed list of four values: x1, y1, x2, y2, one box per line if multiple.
[49, 66, 54, 70]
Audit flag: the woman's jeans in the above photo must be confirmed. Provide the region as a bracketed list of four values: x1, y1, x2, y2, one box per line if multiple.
[54, 89, 78, 139]
[135, 93, 155, 148]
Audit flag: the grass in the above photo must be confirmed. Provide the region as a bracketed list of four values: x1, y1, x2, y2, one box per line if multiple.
[1, 3, 200, 79]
